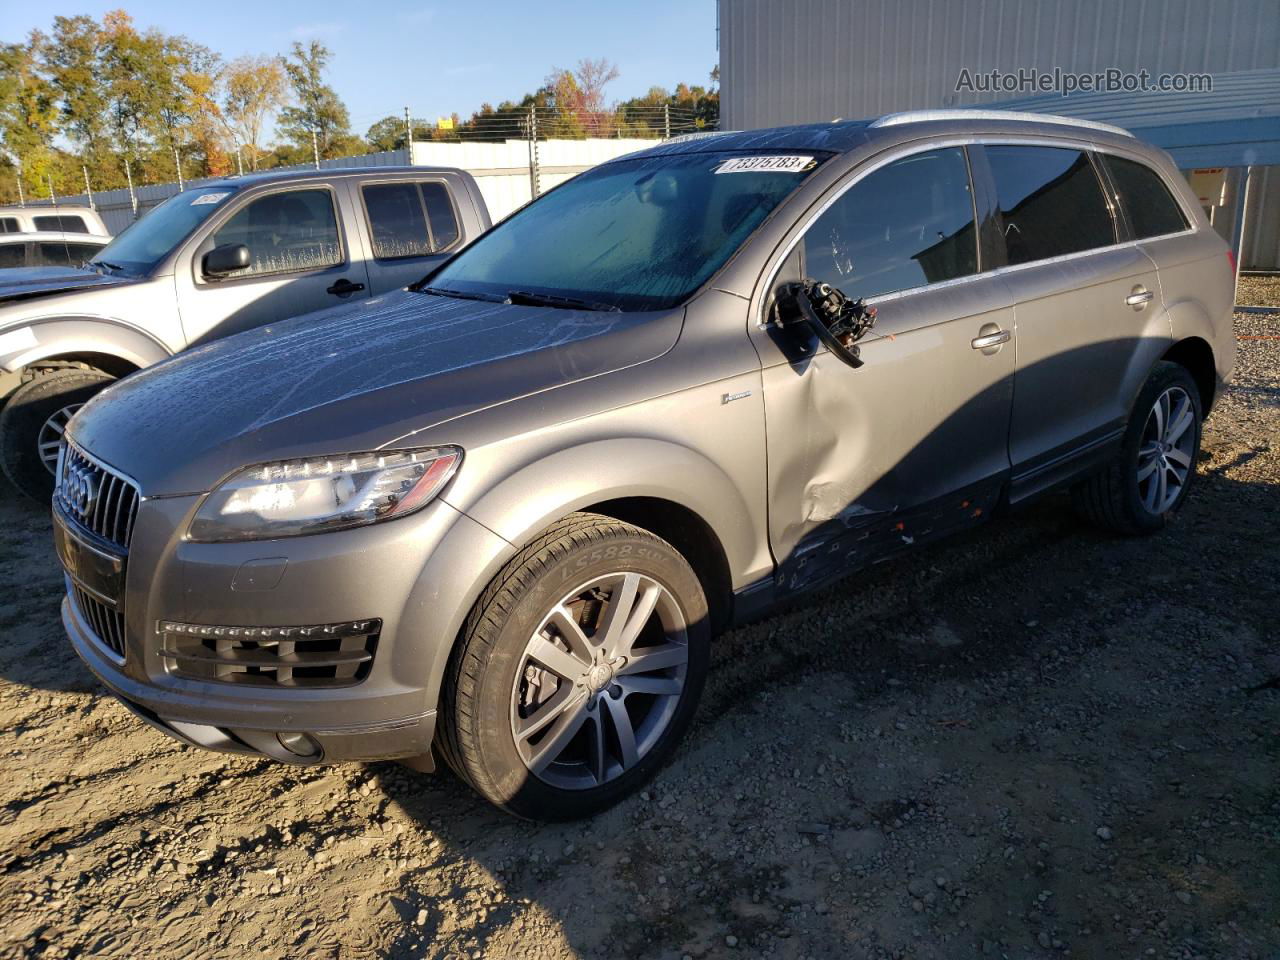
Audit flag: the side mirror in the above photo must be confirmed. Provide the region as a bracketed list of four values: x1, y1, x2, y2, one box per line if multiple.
[777, 281, 877, 369]
[202, 243, 250, 277]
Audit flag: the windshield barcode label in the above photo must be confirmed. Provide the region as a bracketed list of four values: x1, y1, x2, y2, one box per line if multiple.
[715, 155, 815, 174]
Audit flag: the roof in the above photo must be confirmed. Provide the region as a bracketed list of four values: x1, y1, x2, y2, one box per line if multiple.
[0, 231, 110, 243]
[198, 165, 458, 188]
[987, 68, 1280, 168]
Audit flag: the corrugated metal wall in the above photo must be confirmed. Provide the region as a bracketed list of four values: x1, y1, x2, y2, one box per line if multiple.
[720, 0, 1280, 129]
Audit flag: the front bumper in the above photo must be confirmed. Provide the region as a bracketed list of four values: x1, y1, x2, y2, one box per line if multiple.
[62, 492, 515, 765]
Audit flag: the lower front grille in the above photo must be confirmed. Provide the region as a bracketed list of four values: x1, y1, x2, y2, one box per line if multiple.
[72, 584, 126, 659]
[159, 619, 381, 687]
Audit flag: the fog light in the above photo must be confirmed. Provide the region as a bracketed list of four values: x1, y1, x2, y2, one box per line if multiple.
[276, 731, 320, 758]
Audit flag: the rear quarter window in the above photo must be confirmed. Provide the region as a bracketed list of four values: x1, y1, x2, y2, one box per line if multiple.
[34, 214, 89, 233]
[985, 145, 1116, 266]
[0, 217, 19, 234]
[0, 243, 27, 267]
[1102, 155, 1189, 239]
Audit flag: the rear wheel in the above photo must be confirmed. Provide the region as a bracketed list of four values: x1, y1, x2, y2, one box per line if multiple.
[0, 368, 114, 501]
[437, 512, 709, 820]
[1073, 362, 1202, 535]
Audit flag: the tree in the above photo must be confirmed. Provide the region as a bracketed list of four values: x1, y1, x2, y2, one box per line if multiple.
[42, 16, 111, 177]
[0, 38, 61, 197]
[222, 55, 287, 170]
[365, 114, 432, 152]
[277, 41, 351, 158]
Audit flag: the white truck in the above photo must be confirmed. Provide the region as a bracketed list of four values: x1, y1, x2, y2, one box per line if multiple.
[0, 166, 490, 498]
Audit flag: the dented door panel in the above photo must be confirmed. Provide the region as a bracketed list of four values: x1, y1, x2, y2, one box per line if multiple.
[755, 275, 1015, 594]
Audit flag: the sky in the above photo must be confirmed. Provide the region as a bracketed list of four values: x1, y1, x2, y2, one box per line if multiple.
[0, 0, 719, 134]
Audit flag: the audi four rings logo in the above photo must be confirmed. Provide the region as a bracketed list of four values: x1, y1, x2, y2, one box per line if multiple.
[62, 462, 99, 517]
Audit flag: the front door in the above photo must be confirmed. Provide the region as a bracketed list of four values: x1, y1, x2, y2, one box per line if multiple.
[175, 183, 372, 346]
[750, 146, 1016, 594]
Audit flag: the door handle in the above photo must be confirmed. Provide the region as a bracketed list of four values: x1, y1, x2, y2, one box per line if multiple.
[326, 278, 366, 297]
[1125, 288, 1154, 308]
[971, 329, 1010, 351]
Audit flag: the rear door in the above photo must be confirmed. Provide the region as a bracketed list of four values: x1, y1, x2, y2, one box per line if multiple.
[355, 177, 467, 295]
[751, 146, 1016, 594]
[975, 143, 1169, 500]
[175, 183, 373, 345]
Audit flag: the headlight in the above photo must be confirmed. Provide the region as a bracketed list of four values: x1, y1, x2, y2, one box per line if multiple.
[188, 446, 461, 542]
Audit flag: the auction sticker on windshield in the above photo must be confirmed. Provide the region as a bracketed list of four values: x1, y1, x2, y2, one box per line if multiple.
[191, 192, 230, 205]
[715, 156, 816, 174]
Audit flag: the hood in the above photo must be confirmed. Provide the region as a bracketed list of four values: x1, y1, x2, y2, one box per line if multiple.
[0, 267, 136, 304]
[70, 288, 683, 494]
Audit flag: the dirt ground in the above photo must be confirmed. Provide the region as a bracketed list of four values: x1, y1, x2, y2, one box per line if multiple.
[1, 307, 1277, 960]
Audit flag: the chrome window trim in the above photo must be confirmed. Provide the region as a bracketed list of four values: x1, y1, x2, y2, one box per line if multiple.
[755, 135, 1196, 326]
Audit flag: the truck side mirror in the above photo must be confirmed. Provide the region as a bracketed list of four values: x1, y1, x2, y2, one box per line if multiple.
[203, 243, 251, 278]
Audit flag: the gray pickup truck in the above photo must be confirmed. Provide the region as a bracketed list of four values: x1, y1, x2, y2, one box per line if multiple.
[0, 166, 490, 498]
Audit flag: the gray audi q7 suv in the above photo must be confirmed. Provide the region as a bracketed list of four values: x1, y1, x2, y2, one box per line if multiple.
[54, 111, 1236, 820]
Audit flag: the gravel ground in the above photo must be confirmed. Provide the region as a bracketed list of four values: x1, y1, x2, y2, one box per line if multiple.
[1, 309, 1277, 960]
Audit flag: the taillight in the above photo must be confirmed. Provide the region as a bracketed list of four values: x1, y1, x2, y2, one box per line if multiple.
[1226, 248, 1237, 274]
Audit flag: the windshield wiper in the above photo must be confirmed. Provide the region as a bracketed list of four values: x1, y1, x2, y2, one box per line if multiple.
[418, 285, 505, 303]
[506, 290, 621, 312]
[89, 259, 126, 275]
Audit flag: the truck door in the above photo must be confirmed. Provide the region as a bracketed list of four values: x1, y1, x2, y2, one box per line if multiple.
[353, 177, 469, 295]
[174, 182, 373, 345]
[749, 146, 1016, 594]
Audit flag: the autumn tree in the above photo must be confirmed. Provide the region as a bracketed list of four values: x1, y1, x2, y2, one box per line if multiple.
[277, 41, 352, 159]
[222, 55, 287, 170]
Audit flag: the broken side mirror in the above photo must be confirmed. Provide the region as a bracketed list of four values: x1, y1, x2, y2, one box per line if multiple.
[777, 280, 877, 369]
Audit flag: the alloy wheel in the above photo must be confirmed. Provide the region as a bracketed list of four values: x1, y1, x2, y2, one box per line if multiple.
[1136, 385, 1195, 515]
[37, 404, 81, 475]
[510, 572, 689, 791]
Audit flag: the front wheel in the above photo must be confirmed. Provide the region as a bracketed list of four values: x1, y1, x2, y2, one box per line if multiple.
[437, 513, 710, 820]
[0, 368, 114, 501]
[1073, 362, 1203, 535]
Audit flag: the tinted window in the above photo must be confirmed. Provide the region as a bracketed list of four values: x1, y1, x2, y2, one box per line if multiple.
[211, 188, 341, 278]
[34, 214, 89, 233]
[803, 147, 977, 299]
[1103, 155, 1189, 239]
[986, 146, 1115, 265]
[97, 187, 236, 276]
[421, 182, 459, 249]
[0, 243, 27, 268]
[363, 183, 432, 259]
[37, 241, 101, 266]
[0, 218, 19, 234]
[430, 151, 825, 311]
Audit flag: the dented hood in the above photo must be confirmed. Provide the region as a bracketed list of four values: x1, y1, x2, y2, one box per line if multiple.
[70, 288, 682, 495]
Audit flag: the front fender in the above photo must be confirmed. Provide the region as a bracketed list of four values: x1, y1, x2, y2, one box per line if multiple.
[0, 316, 172, 374]
[443, 437, 769, 591]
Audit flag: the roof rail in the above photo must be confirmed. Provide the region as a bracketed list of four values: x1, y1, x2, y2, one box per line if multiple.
[869, 109, 1133, 138]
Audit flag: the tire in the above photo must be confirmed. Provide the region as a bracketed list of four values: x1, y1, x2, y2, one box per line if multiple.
[0, 368, 114, 502]
[437, 512, 710, 820]
[1072, 362, 1203, 536]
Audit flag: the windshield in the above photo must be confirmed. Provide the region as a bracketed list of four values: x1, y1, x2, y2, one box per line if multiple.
[94, 186, 238, 275]
[427, 151, 828, 311]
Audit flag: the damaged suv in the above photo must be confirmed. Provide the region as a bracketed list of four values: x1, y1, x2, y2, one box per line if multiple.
[54, 111, 1235, 820]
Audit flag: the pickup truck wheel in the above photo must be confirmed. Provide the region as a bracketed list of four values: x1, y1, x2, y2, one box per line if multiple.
[1072, 362, 1203, 535]
[437, 512, 709, 820]
[0, 368, 114, 501]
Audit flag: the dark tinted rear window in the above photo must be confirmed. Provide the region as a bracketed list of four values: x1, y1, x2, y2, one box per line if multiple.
[34, 214, 89, 233]
[37, 241, 101, 266]
[0, 243, 26, 267]
[985, 146, 1116, 265]
[363, 182, 432, 259]
[421, 182, 459, 249]
[1103, 155, 1189, 239]
[0, 217, 19, 234]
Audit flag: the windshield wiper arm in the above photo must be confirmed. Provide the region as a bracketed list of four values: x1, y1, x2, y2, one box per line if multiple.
[506, 290, 621, 312]
[418, 285, 505, 303]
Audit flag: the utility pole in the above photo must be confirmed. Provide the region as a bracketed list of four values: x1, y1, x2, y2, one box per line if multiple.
[173, 145, 184, 190]
[312, 129, 321, 169]
[404, 105, 412, 154]
[83, 165, 95, 210]
[124, 159, 137, 219]
[527, 107, 541, 199]
[47, 174, 57, 204]
[235, 144, 244, 177]
[14, 159, 24, 207]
